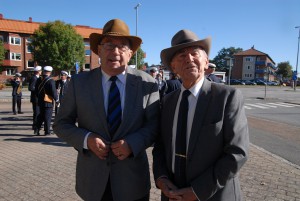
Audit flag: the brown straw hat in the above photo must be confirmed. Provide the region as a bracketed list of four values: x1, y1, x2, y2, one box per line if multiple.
[160, 29, 211, 68]
[90, 19, 142, 54]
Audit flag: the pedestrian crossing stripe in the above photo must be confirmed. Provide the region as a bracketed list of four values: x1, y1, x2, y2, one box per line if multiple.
[244, 102, 300, 110]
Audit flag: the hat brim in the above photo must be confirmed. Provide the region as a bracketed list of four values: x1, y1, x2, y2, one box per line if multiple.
[90, 33, 142, 55]
[160, 37, 211, 69]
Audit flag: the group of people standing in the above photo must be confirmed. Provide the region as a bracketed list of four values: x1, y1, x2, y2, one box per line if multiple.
[27, 66, 70, 135]
[53, 18, 249, 201]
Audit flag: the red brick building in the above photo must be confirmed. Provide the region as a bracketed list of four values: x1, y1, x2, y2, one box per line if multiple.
[0, 14, 102, 82]
[233, 47, 277, 81]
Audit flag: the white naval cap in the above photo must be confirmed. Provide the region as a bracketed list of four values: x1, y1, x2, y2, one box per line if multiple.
[15, 73, 22, 77]
[61, 71, 68, 76]
[34, 66, 42, 71]
[43, 66, 53, 72]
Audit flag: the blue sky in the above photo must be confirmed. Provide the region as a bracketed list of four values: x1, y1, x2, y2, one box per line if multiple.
[1, 0, 300, 71]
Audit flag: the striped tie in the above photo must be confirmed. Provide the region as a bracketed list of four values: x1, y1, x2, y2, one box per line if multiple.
[107, 76, 122, 136]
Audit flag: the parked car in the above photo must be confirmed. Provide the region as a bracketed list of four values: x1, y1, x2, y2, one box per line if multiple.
[229, 79, 245, 85]
[242, 80, 257, 85]
[250, 79, 267, 85]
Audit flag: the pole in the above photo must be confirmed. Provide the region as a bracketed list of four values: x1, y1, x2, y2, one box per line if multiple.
[228, 58, 232, 86]
[134, 3, 141, 69]
[295, 26, 300, 91]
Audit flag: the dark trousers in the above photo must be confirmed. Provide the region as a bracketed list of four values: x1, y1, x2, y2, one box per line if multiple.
[36, 106, 53, 134]
[12, 95, 21, 113]
[101, 180, 149, 201]
[31, 102, 40, 129]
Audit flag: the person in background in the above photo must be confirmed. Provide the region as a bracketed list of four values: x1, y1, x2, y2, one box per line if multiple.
[165, 72, 182, 95]
[53, 19, 159, 201]
[67, 74, 71, 81]
[55, 71, 70, 115]
[148, 66, 158, 79]
[156, 73, 168, 100]
[28, 66, 42, 130]
[205, 63, 221, 83]
[35, 66, 58, 135]
[153, 29, 249, 201]
[11, 73, 23, 115]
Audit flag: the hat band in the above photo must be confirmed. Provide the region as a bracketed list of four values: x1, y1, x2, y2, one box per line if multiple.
[104, 32, 127, 36]
[174, 38, 197, 46]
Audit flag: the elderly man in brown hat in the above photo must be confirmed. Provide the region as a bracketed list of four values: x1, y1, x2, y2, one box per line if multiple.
[152, 29, 249, 201]
[54, 19, 160, 201]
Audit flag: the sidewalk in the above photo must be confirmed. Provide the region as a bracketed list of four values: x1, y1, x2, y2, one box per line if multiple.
[0, 92, 300, 200]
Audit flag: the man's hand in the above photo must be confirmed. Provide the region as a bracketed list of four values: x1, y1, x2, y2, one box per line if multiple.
[87, 133, 110, 160]
[156, 177, 181, 200]
[169, 187, 197, 201]
[111, 139, 132, 160]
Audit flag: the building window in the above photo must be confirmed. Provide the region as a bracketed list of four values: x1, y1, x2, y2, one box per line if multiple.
[9, 37, 21, 45]
[247, 66, 251, 69]
[27, 45, 32, 53]
[85, 49, 91, 56]
[26, 38, 32, 43]
[6, 68, 17, 75]
[85, 63, 90, 69]
[0, 35, 3, 42]
[27, 60, 34, 68]
[84, 42, 90, 46]
[10, 52, 21, 60]
[245, 57, 253, 62]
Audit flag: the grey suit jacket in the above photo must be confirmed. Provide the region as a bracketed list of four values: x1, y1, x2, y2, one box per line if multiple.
[53, 67, 160, 201]
[153, 79, 249, 201]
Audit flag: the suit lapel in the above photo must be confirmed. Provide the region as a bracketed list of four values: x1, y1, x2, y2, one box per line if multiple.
[89, 68, 110, 136]
[187, 79, 212, 158]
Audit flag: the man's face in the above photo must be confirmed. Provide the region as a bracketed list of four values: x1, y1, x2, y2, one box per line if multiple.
[61, 74, 67, 81]
[170, 46, 208, 88]
[149, 70, 157, 78]
[98, 37, 133, 76]
[205, 67, 214, 75]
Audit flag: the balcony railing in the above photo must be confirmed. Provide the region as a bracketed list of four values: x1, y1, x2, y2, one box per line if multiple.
[255, 61, 266, 66]
[255, 69, 266, 74]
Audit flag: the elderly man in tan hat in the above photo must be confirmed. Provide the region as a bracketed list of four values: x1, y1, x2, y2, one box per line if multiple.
[153, 29, 249, 201]
[54, 19, 159, 201]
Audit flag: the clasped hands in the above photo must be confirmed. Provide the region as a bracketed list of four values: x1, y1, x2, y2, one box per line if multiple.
[87, 133, 132, 160]
[156, 177, 197, 201]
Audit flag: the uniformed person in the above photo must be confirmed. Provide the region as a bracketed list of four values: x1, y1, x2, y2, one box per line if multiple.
[11, 73, 23, 115]
[205, 63, 221, 83]
[55, 71, 70, 115]
[28, 66, 42, 130]
[35, 66, 58, 135]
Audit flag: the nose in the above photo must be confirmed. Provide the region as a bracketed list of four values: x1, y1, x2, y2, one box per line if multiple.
[186, 53, 194, 63]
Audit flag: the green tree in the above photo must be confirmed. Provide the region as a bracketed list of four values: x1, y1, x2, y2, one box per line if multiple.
[276, 61, 293, 79]
[0, 40, 5, 66]
[29, 20, 85, 73]
[129, 48, 145, 69]
[212, 47, 243, 71]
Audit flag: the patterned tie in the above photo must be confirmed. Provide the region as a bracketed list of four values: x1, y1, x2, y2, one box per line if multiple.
[107, 76, 122, 136]
[174, 89, 191, 188]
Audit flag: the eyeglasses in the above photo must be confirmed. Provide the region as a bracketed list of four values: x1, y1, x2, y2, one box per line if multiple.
[100, 43, 130, 53]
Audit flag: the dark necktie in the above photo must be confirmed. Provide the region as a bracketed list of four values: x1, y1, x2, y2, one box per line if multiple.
[107, 76, 122, 136]
[174, 89, 191, 188]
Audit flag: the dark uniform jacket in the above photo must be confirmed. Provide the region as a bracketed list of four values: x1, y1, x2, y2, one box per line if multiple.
[11, 80, 22, 97]
[28, 75, 39, 103]
[35, 76, 58, 107]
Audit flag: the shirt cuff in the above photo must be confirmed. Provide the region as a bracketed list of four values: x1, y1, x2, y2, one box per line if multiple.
[83, 132, 91, 149]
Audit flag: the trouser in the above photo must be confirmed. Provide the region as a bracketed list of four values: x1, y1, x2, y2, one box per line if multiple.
[101, 179, 149, 201]
[31, 102, 40, 129]
[12, 95, 21, 113]
[36, 106, 53, 134]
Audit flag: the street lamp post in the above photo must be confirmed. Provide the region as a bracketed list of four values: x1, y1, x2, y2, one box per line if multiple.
[295, 26, 300, 91]
[224, 56, 233, 85]
[134, 3, 141, 69]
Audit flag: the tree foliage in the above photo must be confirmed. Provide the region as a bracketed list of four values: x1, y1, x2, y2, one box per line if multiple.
[0, 40, 5, 66]
[29, 20, 85, 73]
[212, 47, 243, 71]
[276, 61, 293, 79]
[129, 47, 145, 69]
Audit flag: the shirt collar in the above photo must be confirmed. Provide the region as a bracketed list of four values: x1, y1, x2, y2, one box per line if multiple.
[101, 69, 126, 85]
[180, 77, 204, 98]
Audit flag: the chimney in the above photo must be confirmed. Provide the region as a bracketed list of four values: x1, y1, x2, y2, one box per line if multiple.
[0, 14, 3, 20]
[29, 17, 32, 22]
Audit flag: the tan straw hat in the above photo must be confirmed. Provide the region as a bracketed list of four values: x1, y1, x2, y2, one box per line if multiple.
[90, 19, 142, 54]
[161, 29, 211, 68]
